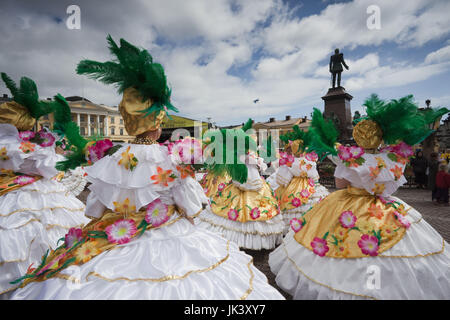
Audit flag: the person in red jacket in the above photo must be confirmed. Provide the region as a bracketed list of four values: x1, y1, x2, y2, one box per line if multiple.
[435, 163, 450, 205]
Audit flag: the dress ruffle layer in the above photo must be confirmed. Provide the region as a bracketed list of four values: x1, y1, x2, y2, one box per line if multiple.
[84, 144, 203, 212]
[11, 219, 285, 300]
[197, 208, 284, 250]
[0, 179, 89, 297]
[0, 124, 62, 179]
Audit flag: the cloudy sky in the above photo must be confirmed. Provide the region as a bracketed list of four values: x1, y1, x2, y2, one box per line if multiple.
[0, 0, 449, 126]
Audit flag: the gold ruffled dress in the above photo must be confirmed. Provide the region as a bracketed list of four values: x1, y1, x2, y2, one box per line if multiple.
[267, 153, 329, 234]
[269, 148, 450, 299]
[199, 172, 231, 198]
[197, 153, 284, 250]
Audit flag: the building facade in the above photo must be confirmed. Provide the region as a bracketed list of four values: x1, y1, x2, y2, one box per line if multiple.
[231, 115, 311, 148]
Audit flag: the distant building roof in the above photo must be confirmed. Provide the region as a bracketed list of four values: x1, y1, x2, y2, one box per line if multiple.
[65, 96, 92, 103]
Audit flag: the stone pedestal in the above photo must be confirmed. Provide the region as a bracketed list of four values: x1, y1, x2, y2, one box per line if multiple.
[321, 86, 353, 141]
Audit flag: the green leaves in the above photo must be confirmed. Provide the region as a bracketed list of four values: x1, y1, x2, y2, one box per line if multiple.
[387, 153, 398, 162]
[87, 231, 108, 239]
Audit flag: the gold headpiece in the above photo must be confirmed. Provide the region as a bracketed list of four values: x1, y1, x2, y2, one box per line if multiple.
[119, 87, 167, 136]
[352, 119, 383, 149]
[0, 101, 36, 131]
[284, 139, 303, 157]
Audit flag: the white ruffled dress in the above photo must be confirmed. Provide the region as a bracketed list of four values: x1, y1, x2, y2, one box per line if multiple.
[267, 156, 329, 234]
[269, 151, 450, 299]
[11, 143, 284, 300]
[0, 124, 89, 298]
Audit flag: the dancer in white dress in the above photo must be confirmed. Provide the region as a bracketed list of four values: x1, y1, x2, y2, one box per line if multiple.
[0, 74, 89, 298]
[197, 120, 285, 250]
[269, 96, 450, 299]
[267, 126, 329, 234]
[10, 36, 284, 300]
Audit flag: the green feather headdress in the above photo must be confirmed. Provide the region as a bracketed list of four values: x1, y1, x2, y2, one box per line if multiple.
[279, 125, 312, 153]
[76, 35, 178, 119]
[306, 108, 339, 158]
[1, 72, 55, 120]
[204, 119, 257, 184]
[52, 94, 90, 171]
[52, 95, 118, 172]
[363, 94, 449, 146]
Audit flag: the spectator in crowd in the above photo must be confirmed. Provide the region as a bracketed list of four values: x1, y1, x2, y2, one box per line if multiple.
[435, 163, 450, 206]
[411, 150, 428, 189]
[428, 152, 439, 201]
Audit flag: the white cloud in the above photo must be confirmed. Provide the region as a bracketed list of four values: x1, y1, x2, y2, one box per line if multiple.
[425, 45, 450, 64]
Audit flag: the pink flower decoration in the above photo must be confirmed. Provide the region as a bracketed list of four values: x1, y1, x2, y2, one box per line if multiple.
[393, 142, 413, 158]
[36, 252, 68, 276]
[380, 145, 393, 153]
[65, 228, 83, 248]
[305, 152, 318, 162]
[290, 218, 303, 233]
[166, 142, 175, 154]
[105, 219, 137, 244]
[300, 189, 311, 198]
[37, 130, 56, 147]
[311, 237, 329, 257]
[13, 175, 35, 186]
[339, 210, 357, 228]
[250, 207, 260, 220]
[394, 211, 411, 229]
[287, 154, 295, 163]
[308, 178, 315, 187]
[217, 183, 226, 192]
[145, 199, 170, 227]
[18, 131, 35, 141]
[88, 139, 113, 163]
[291, 197, 302, 207]
[349, 146, 364, 159]
[338, 145, 352, 161]
[171, 137, 203, 164]
[227, 208, 239, 221]
[358, 234, 379, 256]
[279, 151, 294, 167]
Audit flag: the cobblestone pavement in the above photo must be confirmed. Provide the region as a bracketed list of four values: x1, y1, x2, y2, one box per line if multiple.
[77, 187, 449, 300]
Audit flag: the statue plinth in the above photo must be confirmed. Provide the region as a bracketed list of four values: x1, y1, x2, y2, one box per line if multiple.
[321, 86, 353, 141]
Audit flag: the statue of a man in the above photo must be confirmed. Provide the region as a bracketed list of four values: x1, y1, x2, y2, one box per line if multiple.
[329, 48, 349, 88]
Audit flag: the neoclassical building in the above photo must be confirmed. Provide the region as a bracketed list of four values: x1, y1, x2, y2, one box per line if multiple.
[66, 96, 134, 142]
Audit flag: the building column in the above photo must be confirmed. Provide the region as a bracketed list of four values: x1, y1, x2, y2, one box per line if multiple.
[97, 115, 101, 136]
[77, 113, 80, 127]
[105, 116, 109, 138]
[87, 114, 91, 136]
